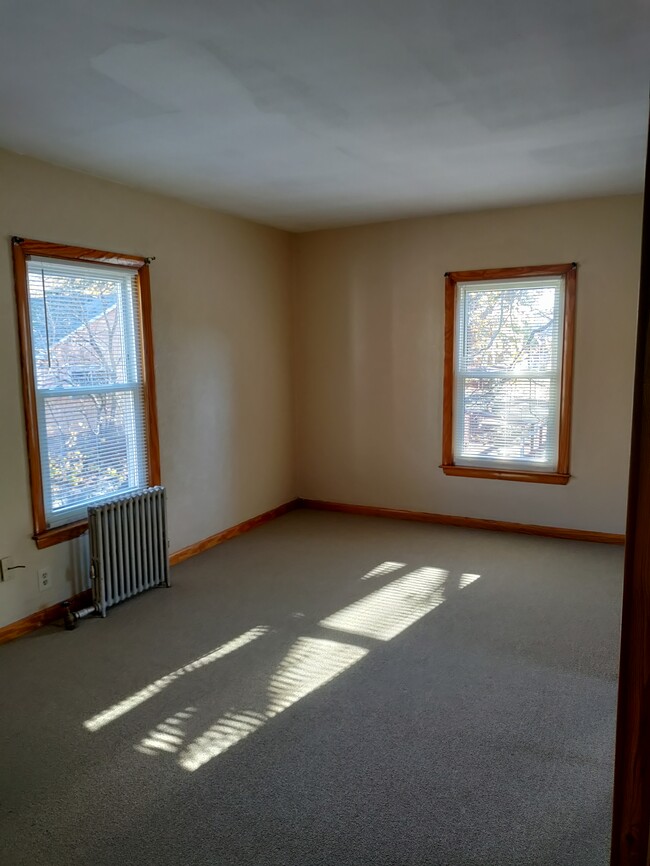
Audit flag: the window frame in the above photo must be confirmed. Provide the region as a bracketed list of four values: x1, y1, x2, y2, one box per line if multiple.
[441, 263, 576, 485]
[12, 237, 161, 548]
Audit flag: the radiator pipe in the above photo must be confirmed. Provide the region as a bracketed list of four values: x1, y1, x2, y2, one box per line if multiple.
[62, 601, 98, 630]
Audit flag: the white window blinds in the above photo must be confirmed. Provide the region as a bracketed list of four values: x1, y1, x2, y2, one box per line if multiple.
[26, 256, 148, 527]
[453, 276, 565, 471]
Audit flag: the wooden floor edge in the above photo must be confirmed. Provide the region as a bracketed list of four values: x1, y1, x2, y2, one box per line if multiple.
[298, 498, 626, 545]
[0, 588, 92, 646]
[1, 496, 622, 645]
[168, 498, 301, 566]
[0, 498, 301, 646]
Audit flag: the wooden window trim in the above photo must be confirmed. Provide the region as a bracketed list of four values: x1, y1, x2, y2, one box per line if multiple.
[441, 263, 576, 484]
[11, 237, 161, 549]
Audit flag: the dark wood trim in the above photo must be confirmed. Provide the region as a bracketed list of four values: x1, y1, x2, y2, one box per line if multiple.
[0, 589, 92, 646]
[14, 237, 146, 269]
[442, 274, 455, 467]
[447, 263, 575, 282]
[558, 266, 576, 476]
[169, 499, 301, 566]
[12, 239, 46, 539]
[11, 237, 160, 545]
[299, 498, 625, 545]
[137, 264, 161, 485]
[35, 519, 88, 549]
[440, 465, 570, 484]
[442, 263, 577, 482]
[610, 115, 650, 866]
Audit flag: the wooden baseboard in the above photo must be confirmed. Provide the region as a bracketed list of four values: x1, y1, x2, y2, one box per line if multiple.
[0, 498, 300, 646]
[1, 495, 622, 645]
[298, 498, 626, 545]
[0, 589, 92, 646]
[169, 498, 301, 566]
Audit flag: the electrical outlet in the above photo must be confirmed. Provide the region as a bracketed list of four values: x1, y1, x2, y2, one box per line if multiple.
[38, 568, 51, 592]
[1, 557, 14, 582]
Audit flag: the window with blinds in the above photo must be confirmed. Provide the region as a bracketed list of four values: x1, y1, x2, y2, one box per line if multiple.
[26, 257, 148, 527]
[442, 265, 576, 483]
[12, 238, 160, 547]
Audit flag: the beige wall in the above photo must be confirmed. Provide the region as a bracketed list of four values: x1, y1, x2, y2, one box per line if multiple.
[0, 153, 642, 631]
[0, 149, 294, 628]
[292, 196, 643, 534]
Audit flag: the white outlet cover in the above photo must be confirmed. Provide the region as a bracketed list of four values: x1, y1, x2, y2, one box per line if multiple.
[38, 569, 50, 592]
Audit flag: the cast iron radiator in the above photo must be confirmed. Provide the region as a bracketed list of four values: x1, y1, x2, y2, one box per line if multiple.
[85, 486, 170, 618]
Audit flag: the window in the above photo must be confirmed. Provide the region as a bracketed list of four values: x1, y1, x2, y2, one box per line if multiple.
[12, 238, 160, 548]
[442, 264, 576, 484]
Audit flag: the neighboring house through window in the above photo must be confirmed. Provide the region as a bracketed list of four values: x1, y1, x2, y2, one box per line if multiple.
[12, 238, 160, 548]
[442, 264, 576, 484]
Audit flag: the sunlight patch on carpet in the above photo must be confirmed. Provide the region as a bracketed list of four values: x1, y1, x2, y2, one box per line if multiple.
[177, 637, 367, 771]
[361, 561, 407, 580]
[320, 567, 448, 640]
[84, 626, 268, 732]
[458, 572, 481, 589]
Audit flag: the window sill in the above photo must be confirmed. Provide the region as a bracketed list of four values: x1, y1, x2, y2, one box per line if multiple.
[34, 519, 88, 549]
[440, 464, 571, 485]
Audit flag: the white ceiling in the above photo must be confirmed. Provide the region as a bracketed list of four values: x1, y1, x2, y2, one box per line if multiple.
[0, 0, 648, 230]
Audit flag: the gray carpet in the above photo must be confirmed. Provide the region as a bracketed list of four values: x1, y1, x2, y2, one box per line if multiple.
[0, 510, 622, 865]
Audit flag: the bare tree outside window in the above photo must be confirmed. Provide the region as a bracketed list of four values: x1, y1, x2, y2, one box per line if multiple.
[27, 260, 146, 523]
[458, 285, 560, 463]
[12, 238, 159, 547]
[442, 265, 576, 484]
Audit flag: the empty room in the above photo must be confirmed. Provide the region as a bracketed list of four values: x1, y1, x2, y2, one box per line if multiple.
[1, 2, 649, 864]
